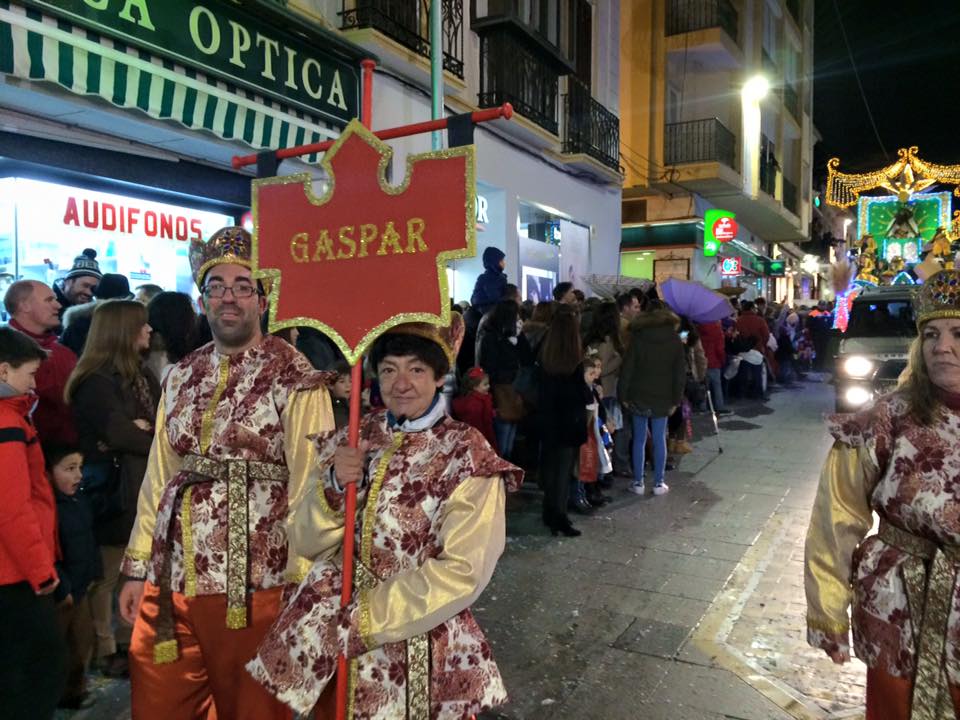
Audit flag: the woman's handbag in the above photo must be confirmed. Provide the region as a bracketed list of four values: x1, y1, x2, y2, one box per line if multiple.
[82, 456, 124, 521]
[512, 364, 539, 407]
[493, 383, 526, 422]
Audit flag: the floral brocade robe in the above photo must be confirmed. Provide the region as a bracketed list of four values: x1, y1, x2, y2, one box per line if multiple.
[247, 410, 523, 719]
[805, 392, 960, 684]
[121, 336, 333, 594]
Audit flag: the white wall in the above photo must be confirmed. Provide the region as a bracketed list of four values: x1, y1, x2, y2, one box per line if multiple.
[369, 73, 622, 292]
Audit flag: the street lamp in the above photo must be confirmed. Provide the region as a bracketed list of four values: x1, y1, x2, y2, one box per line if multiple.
[741, 75, 770, 103]
[741, 74, 769, 198]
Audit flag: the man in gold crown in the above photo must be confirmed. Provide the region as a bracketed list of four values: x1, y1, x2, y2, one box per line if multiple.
[806, 269, 960, 718]
[117, 226, 334, 719]
[246, 320, 522, 719]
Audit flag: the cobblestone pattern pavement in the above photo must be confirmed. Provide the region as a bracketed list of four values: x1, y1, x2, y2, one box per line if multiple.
[60, 379, 865, 720]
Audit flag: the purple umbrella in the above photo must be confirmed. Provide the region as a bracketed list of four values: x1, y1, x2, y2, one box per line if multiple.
[660, 278, 734, 323]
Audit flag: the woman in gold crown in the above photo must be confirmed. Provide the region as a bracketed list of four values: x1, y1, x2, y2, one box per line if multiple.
[806, 269, 960, 719]
[247, 320, 522, 719]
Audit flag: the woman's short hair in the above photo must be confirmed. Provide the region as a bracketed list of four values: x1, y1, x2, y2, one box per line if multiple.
[0, 327, 46, 367]
[370, 333, 450, 379]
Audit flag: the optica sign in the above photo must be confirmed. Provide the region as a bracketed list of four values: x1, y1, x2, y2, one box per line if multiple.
[720, 257, 743, 276]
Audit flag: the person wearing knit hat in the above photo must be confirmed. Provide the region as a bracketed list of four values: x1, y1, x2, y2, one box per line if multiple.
[805, 270, 960, 717]
[55, 249, 102, 322]
[60, 274, 135, 356]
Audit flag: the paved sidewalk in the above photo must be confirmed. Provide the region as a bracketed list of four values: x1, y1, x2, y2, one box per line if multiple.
[476, 379, 867, 720]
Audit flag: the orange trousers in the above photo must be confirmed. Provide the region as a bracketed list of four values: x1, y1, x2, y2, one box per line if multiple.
[866, 667, 960, 719]
[129, 582, 292, 720]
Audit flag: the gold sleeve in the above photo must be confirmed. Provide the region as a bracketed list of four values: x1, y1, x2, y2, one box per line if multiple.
[359, 475, 506, 649]
[122, 393, 182, 578]
[282, 385, 335, 583]
[804, 441, 877, 651]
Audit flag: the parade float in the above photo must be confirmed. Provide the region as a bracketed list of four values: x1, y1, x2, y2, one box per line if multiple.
[825, 146, 960, 330]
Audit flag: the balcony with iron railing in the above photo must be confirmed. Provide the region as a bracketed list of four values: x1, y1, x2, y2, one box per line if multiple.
[562, 77, 619, 170]
[664, 118, 737, 169]
[782, 176, 798, 215]
[340, 0, 464, 78]
[666, 0, 739, 43]
[478, 26, 559, 135]
[783, 83, 800, 121]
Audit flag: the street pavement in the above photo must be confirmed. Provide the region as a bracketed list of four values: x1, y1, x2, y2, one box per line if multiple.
[61, 377, 865, 720]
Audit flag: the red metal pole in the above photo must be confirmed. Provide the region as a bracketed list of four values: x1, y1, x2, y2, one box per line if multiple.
[232, 103, 514, 169]
[335, 57, 377, 720]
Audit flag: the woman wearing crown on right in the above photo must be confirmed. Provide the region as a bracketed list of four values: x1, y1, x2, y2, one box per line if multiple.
[806, 270, 960, 719]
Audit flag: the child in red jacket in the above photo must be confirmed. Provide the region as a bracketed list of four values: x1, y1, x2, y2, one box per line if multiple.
[0, 326, 67, 718]
[452, 367, 498, 451]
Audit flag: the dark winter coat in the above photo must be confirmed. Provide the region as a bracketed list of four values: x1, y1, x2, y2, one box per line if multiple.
[0, 392, 58, 592]
[478, 330, 533, 385]
[619, 309, 686, 418]
[53, 489, 102, 603]
[59, 300, 98, 357]
[535, 364, 591, 448]
[9, 319, 78, 446]
[469, 247, 507, 316]
[70, 365, 160, 546]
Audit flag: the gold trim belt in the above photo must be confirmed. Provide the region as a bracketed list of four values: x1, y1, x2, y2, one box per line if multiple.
[153, 455, 288, 665]
[878, 520, 960, 720]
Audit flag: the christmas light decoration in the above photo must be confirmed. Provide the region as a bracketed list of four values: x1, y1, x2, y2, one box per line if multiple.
[826, 147, 960, 208]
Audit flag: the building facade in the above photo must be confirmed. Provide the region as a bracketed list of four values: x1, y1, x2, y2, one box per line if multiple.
[323, 0, 623, 303]
[620, 0, 815, 301]
[0, 0, 622, 303]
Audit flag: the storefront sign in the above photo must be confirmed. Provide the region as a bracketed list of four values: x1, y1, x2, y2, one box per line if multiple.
[476, 194, 489, 224]
[767, 259, 786, 276]
[23, 0, 360, 125]
[253, 120, 476, 364]
[720, 257, 743, 276]
[704, 209, 736, 257]
[5, 177, 232, 292]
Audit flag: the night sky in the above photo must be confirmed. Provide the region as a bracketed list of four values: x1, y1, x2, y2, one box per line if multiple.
[813, 0, 960, 179]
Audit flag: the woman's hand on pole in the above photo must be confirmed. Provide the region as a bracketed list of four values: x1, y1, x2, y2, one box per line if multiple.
[334, 441, 369, 486]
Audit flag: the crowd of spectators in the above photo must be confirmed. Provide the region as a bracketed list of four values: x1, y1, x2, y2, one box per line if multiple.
[0, 243, 831, 714]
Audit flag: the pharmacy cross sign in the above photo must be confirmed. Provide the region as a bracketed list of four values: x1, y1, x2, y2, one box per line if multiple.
[252, 119, 476, 364]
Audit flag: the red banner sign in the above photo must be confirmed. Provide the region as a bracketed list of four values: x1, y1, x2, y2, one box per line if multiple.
[252, 120, 476, 363]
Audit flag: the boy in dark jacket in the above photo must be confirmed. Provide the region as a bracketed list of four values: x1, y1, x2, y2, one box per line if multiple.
[47, 443, 101, 709]
[0, 326, 67, 719]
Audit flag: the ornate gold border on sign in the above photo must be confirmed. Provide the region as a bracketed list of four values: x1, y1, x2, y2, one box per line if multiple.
[251, 119, 478, 366]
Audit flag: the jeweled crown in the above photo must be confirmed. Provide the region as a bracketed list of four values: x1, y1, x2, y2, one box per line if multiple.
[189, 226, 253, 288]
[917, 270, 960, 326]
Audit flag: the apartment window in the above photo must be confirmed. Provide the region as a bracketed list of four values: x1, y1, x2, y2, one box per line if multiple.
[666, 84, 682, 125]
[784, 45, 799, 85]
[572, 0, 592, 88]
[762, 3, 778, 59]
[478, 0, 568, 53]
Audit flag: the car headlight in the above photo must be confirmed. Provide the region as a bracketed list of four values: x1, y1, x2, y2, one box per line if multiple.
[844, 386, 873, 407]
[843, 356, 874, 378]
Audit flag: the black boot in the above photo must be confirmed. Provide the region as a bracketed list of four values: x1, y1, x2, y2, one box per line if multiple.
[598, 473, 615, 489]
[569, 496, 595, 515]
[550, 518, 582, 537]
[585, 483, 611, 507]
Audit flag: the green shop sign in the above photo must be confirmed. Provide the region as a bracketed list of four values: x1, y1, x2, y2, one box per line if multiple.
[22, 0, 361, 126]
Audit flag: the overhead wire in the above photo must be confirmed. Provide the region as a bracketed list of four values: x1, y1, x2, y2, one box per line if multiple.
[830, 0, 889, 160]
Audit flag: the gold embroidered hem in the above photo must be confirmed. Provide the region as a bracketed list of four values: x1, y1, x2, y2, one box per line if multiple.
[878, 521, 959, 720]
[153, 638, 178, 664]
[406, 634, 430, 720]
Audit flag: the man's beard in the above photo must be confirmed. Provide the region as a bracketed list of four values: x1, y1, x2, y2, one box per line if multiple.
[209, 311, 257, 349]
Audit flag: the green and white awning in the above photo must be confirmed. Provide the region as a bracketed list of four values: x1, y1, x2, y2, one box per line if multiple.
[0, 2, 338, 162]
